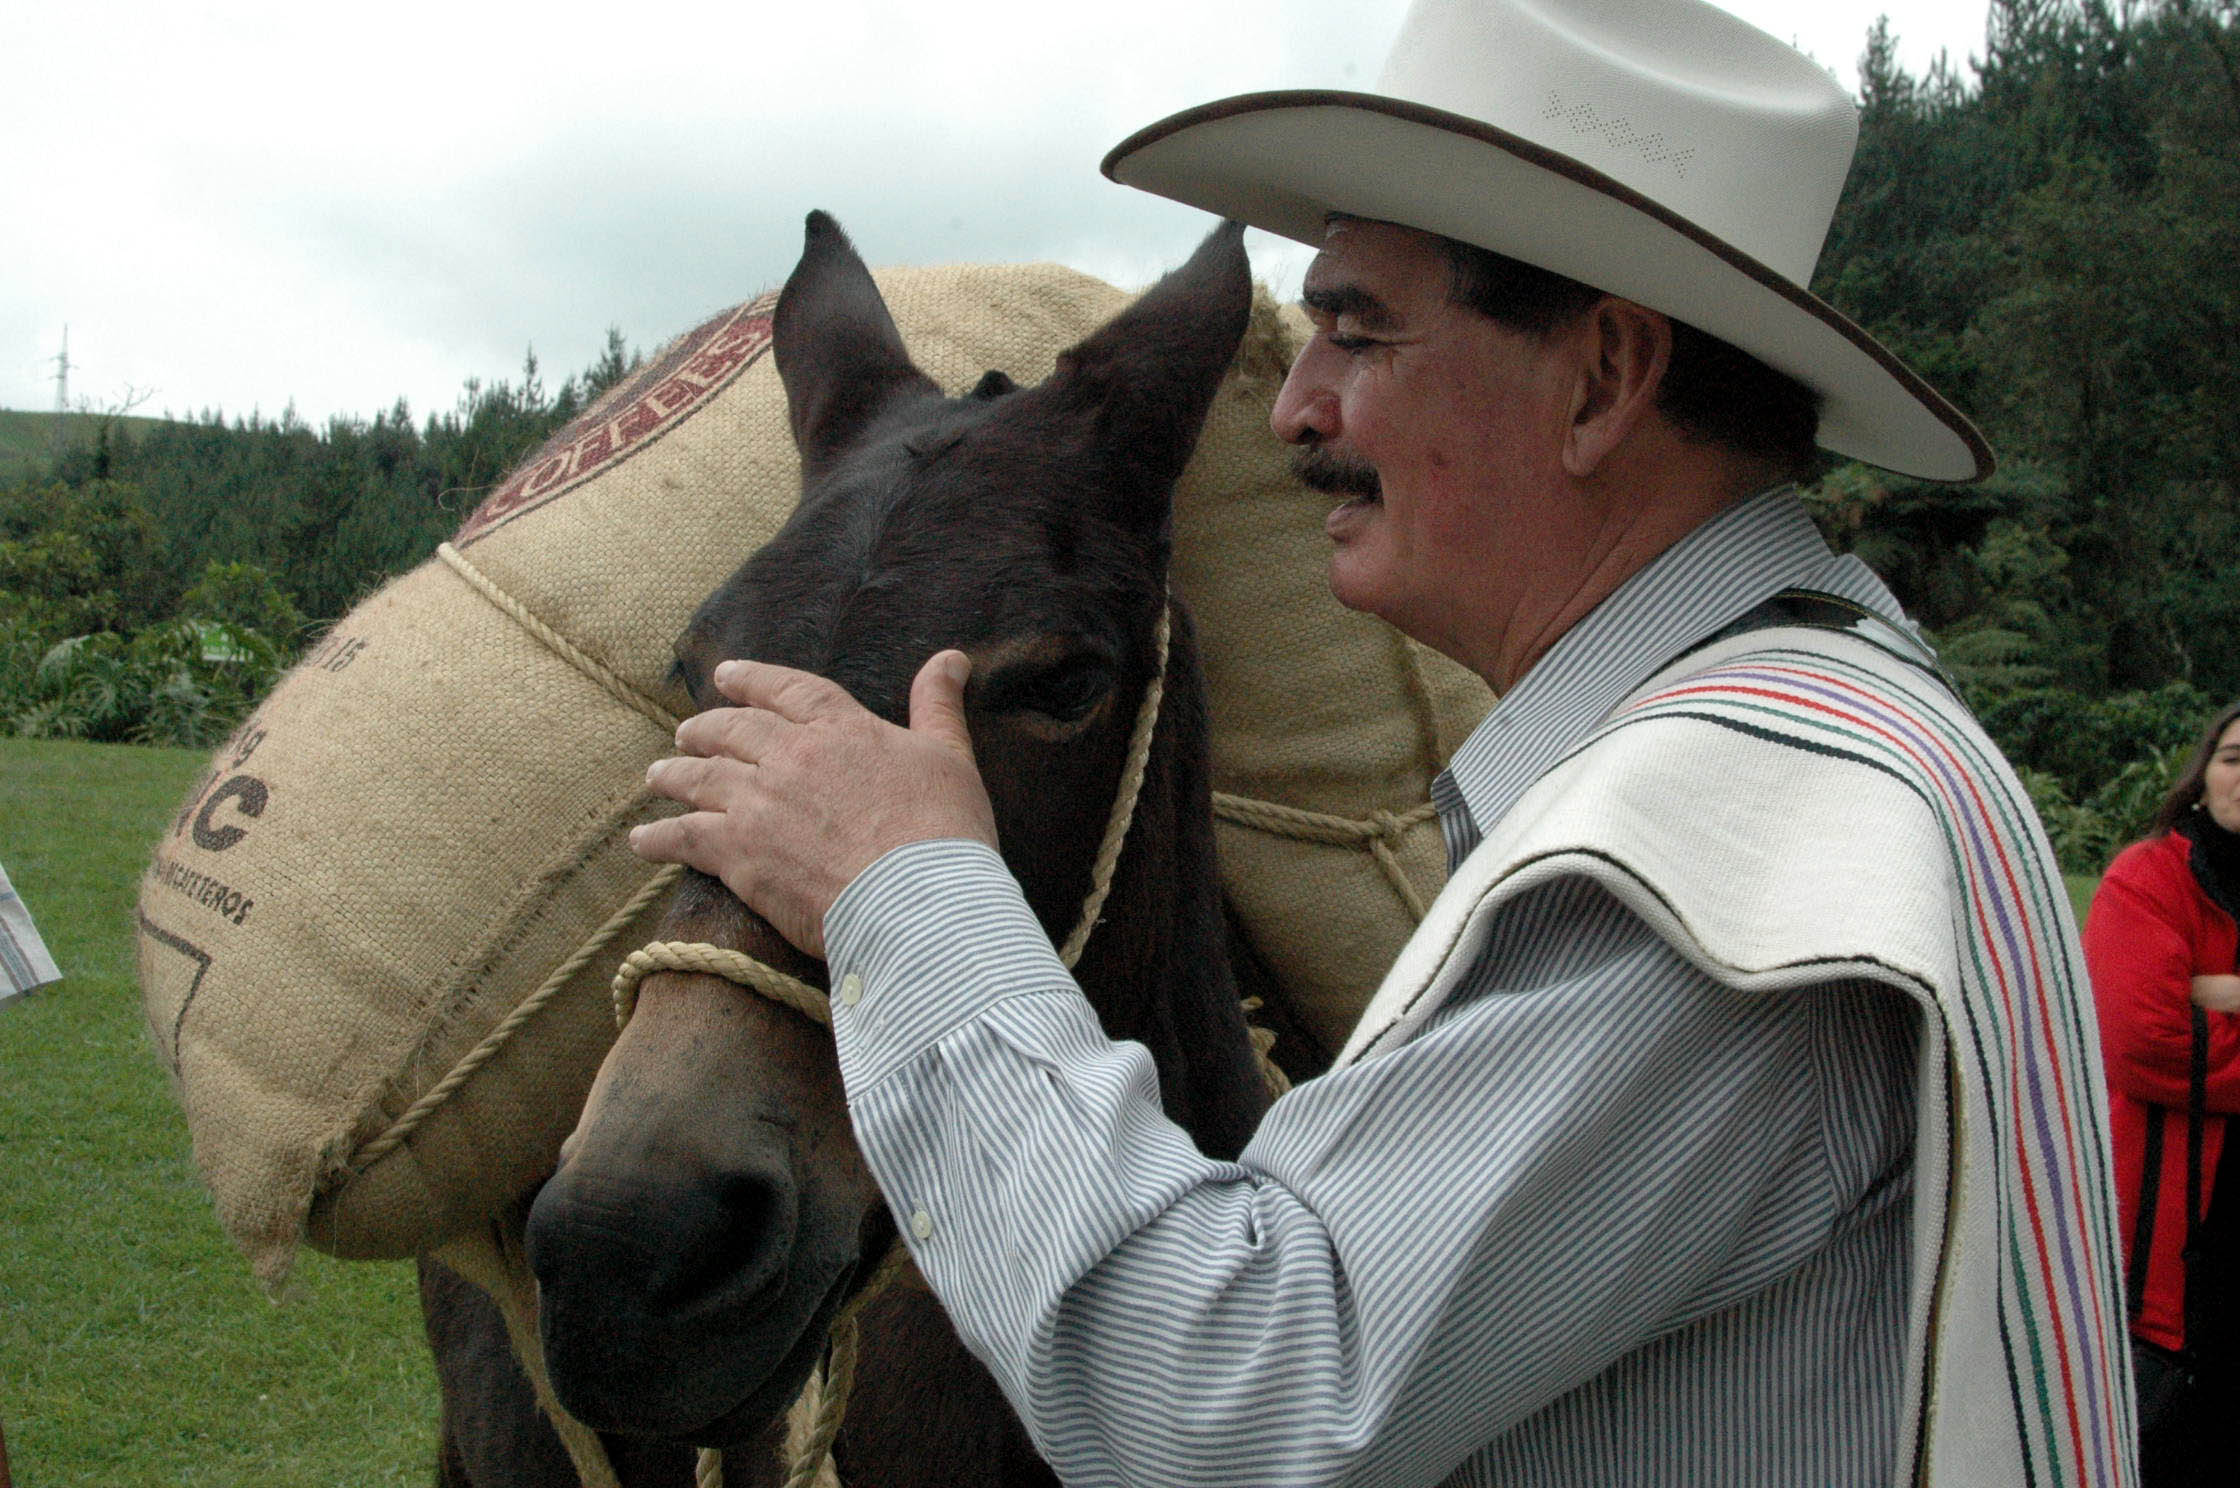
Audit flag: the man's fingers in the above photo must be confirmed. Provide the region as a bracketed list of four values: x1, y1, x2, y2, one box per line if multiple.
[711, 658, 853, 722]
[674, 704, 789, 762]
[627, 811, 733, 877]
[908, 650, 976, 762]
[643, 754, 750, 813]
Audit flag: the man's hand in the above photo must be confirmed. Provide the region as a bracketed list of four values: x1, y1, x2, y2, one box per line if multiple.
[629, 650, 997, 959]
[2191, 973, 2240, 1015]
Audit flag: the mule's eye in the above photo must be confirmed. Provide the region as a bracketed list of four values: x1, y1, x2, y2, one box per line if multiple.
[1013, 656, 1113, 723]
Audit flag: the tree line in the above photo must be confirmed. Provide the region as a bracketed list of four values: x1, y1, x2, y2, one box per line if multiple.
[0, 336, 631, 756]
[4, 0, 2238, 873]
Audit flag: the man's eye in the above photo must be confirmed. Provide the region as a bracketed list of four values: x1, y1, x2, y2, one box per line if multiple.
[1327, 332, 1376, 352]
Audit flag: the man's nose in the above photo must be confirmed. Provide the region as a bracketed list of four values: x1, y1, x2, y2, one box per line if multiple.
[1270, 340, 1338, 446]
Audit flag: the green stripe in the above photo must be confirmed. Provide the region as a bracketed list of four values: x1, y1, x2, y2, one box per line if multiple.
[1770, 650, 2132, 1337]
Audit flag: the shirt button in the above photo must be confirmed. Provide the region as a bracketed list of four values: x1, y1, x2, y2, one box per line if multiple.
[837, 972, 863, 1007]
[910, 1209, 933, 1240]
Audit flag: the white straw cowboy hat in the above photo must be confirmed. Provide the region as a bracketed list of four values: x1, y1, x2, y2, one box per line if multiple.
[1103, 0, 1992, 483]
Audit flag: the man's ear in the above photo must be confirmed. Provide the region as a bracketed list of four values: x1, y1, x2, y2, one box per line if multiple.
[1562, 300, 1671, 478]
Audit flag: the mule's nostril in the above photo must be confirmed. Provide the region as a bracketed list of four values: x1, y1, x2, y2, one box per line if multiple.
[527, 1142, 838, 1439]
[649, 1169, 793, 1312]
[527, 1135, 802, 1333]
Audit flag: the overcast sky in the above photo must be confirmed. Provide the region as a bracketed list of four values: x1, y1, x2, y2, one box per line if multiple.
[3, 1, 1996, 427]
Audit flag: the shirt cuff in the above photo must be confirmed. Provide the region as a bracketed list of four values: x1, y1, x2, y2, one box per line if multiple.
[823, 837, 1077, 1091]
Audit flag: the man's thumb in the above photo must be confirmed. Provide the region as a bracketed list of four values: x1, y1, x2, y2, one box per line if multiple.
[909, 650, 975, 758]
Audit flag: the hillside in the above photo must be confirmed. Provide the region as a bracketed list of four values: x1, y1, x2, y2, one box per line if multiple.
[0, 407, 165, 486]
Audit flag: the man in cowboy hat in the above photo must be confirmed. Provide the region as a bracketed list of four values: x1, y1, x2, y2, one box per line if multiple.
[633, 0, 2133, 1482]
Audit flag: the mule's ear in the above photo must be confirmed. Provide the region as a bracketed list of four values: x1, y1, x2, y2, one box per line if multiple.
[773, 211, 940, 478]
[1042, 220, 1252, 533]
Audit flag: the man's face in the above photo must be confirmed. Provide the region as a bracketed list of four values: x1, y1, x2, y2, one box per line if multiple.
[1272, 219, 1580, 671]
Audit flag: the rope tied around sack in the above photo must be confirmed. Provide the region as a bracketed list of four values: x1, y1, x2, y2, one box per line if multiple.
[626, 603, 1174, 1488]
[437, 542, 683, 733]
[1211, 792, 1438, 922]
[349, 546, 692, 1176]
[353, 864, 686, 1172]
[1197, 621, 1451, 930]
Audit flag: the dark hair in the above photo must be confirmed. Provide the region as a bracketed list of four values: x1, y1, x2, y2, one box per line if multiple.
[1440, 237, 1823, 480]
[2148, 699, 2240, 838]
[1439, 238, 1603, 335]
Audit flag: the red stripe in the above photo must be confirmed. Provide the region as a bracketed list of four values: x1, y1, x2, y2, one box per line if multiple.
[1711, 663, 2129, 1478]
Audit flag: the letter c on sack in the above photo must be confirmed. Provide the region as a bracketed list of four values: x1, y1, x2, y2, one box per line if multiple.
[193, 775, 269, 852]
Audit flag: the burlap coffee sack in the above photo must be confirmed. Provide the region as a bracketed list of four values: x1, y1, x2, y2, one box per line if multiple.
[137, 265, 1130, 1284]
[139, 261, 1488, 1285]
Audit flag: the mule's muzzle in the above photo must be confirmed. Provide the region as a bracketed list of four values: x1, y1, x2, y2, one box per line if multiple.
[525, 1116, 856, 1440]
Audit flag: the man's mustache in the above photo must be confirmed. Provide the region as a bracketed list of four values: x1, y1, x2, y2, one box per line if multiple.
[1291, 446, 1382, 501]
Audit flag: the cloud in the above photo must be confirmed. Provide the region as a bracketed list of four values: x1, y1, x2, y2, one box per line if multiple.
[0, 0, 1983, 424]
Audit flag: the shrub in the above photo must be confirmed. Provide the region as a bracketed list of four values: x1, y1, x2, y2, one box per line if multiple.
[2013, 735, 2189, 875]
[0, 617, 288, 748]
[1978, 680, 2210, 801]
[177, 560, 307, 646]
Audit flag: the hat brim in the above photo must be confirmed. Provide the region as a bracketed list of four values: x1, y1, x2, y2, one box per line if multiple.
[1104, 91, 1992, 484]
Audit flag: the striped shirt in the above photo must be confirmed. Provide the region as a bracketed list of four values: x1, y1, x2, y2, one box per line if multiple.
[826, 488, 1923, 1485]
[0, 860, 61, 1004]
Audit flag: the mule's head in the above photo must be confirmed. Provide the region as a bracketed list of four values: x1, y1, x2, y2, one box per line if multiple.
[525, 212, 1253, 1447]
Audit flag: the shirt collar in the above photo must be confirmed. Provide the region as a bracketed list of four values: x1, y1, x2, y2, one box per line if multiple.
[1435, 485, 1901, 859]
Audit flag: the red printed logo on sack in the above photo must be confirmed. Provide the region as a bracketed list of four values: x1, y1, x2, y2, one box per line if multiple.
[455, 292, 778, 545]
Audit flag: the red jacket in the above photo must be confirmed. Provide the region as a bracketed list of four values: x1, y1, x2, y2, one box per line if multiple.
[2084, 828, 2240, 1352]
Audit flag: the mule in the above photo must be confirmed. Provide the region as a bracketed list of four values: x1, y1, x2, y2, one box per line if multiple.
[437, 212, 1277, 1485]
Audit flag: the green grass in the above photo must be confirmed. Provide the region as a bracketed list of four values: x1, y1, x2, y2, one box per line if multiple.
[0, 737, 437, 1485]
[2066, 874, 2100, 929]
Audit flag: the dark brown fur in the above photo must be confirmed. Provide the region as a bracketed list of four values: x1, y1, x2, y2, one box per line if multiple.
[428, 213, 1272, 1486]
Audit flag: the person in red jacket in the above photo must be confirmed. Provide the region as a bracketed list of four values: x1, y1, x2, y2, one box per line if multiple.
[2086, 699, 2240, 1485]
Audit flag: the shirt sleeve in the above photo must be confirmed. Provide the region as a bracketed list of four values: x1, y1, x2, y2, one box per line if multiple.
[824, 837, 1915, 1488]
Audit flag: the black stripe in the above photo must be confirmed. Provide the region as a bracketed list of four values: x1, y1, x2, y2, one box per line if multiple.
[1640, 706, 1935, 810]
[1651, 700, 2048, 1484]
